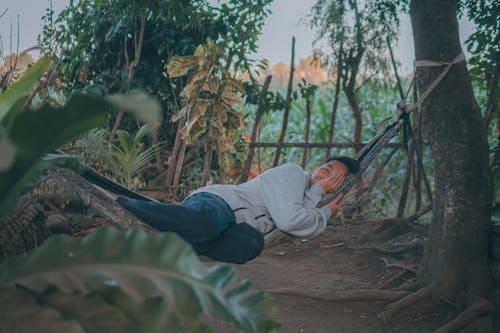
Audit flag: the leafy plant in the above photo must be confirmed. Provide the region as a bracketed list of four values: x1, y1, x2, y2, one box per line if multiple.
[167, 38, 245, 172]
[0, 226, 277, 332]
[0, 56, 276, 332]
[0, 56, 161, 215]
[109, 124, 160, 189]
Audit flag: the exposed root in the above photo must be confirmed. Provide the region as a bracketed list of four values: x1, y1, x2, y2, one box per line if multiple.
[378, 271, 407, 289]
[267, 288, 410, 302]
[391, 279, 423, 292]
[381, 257, 418, 273]
[378, 285, 433, 324]
[370, 205, 431, 243]
[432, 299, 494, 333]
[348, 238, 423, 255]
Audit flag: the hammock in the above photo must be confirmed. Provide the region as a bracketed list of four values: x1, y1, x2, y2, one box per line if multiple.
[80, 109, 407, 205]
[77, 53, 464, 247]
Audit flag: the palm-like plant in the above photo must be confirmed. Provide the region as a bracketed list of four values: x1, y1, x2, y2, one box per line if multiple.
[109, 124, 159, 189]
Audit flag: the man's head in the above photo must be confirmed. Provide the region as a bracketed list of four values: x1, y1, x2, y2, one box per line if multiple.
[310, 156, 360, 192]
[323, 156, 360, 175]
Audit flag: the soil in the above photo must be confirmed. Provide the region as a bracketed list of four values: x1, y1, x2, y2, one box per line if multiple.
[209, 219, 494, 333]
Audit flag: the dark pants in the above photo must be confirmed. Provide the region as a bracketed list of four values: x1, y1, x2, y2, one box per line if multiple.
[116, 192, 264, 264]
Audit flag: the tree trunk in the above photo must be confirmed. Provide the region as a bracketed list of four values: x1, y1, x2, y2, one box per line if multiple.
[411, 0, 492, 306]
[344, 89, 363, 149]
[0, 168, 153, 261]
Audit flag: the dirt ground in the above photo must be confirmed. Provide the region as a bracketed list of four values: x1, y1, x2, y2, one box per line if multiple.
[209, 219, 499, 333]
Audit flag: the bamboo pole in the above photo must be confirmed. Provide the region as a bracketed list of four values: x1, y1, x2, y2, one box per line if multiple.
[200, 133, 214, 187]
[246, 142, 404, 149]
[325, 39, 344, 159]
[397, 143, 415, 217]
[241, 75, 272, 182]
[301, 93, 312, 168]
[273, 37, 296, 167]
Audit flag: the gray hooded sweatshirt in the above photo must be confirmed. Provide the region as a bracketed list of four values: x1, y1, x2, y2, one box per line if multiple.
[191, 164, 332, 238]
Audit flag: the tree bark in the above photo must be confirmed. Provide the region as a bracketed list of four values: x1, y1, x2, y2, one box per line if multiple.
[411, 0, 492, 307]
[0, 168, 154, 261]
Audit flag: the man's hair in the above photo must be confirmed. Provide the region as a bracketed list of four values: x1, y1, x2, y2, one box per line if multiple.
[324, 155, 360, 174]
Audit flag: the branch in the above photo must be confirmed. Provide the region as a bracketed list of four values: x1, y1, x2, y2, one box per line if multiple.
[0, 8, 8, 19]
[110, 16, 146, 141]
[267, 288, 410, 302]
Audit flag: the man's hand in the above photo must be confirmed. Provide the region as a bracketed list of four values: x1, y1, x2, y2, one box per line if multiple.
[317, 172, 346, 194]
[328, 194, 344, 216]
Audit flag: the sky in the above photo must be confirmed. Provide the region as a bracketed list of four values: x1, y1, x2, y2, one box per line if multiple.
[0, 0, 475, 75]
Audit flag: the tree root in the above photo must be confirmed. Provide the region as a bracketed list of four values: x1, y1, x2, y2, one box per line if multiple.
[378, 270, 407, 289]
[267, 288, 410, 302]
[378, 285, 433, 324]
[370, 205, 431, 243]
[432, 299, 494, 333]
[348, 238, 424, 255]
[381, 257, 418, 273]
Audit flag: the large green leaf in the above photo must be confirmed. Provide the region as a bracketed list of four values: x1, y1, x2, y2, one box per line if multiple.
[0, 91, 162, 215]
[0, 94, 109, 214]
[0, 154, 83, 214]
[0, 227, 277, 333]
[0, 56, 53, 126]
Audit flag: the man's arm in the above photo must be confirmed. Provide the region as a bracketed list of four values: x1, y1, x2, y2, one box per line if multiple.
[259, 164, 331, 238]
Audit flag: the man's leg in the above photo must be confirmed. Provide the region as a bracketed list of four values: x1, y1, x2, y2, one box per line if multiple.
[116, 192, 235, 251]
[202, 223, 264, 264]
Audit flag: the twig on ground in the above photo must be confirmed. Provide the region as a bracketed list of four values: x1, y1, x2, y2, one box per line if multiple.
[267, 288, 410, 302]
[320, 242, 345, 249]
[378, 270, 407, 289]
[381, 257, 418, 274]
[348, 239, 423, 255]
[437, 295, 459, 309]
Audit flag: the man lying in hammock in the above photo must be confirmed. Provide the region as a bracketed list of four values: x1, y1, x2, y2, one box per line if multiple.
[116, 156, 359, 264]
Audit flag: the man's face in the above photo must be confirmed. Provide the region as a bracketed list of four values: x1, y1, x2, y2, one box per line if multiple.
[311, 160, 349, 184]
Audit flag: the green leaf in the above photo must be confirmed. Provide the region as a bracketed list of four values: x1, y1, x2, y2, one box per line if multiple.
[106, 91, 162, 131]
[0, 137, 16, 172]
[0, 94, 108, 214]
[0, 154, 83, 215]
[0, 56, 53, 125]
[0, 227, 277, 333]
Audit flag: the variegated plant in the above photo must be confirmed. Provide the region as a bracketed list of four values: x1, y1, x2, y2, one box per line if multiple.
[165, 38, 244, 172]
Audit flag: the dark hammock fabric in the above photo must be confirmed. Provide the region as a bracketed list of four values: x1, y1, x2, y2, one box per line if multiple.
[81, 165, 152, 201]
